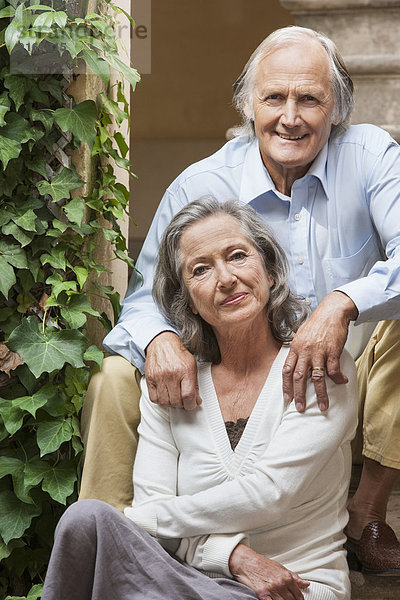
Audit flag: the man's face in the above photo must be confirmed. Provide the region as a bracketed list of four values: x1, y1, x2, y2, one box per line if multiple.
[251, 40, 338, 189]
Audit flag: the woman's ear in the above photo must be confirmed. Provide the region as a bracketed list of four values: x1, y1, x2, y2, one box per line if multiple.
[268, 274, 275, 288]
[190, 303, 198, 315]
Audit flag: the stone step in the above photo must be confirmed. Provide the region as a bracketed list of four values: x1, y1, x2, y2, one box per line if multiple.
[350, 492, 400, 599]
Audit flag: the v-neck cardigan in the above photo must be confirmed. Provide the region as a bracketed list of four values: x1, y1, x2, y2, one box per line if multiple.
[125, 346, 358, 600]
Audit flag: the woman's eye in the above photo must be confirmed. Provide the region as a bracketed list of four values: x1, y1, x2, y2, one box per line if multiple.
[193, 266, 207, 276]
[231, 252, 246, 261]
[304, 95, 317, 103]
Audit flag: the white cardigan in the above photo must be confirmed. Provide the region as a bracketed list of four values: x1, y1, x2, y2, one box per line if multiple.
[125, 345, 358, 600]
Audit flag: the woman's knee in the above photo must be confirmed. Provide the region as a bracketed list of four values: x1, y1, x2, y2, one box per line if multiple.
[56, 500, 116, 539]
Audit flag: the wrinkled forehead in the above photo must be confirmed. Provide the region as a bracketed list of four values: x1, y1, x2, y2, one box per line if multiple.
[177, 214, 254, 269]
[254, 39, 332, 88]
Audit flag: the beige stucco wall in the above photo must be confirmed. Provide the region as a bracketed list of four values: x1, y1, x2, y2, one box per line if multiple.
[129, 0, 292, 257]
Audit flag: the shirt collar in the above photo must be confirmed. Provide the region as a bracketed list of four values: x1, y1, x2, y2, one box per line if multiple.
[239, 137, 330, 202]
[239, 138, 276, 203]
[306, 141, 329, 198]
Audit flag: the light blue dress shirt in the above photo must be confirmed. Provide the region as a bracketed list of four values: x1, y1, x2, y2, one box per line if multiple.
[104, 124, 400, 372]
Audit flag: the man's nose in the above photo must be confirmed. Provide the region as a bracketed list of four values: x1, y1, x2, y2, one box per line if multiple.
[280, 99, 301, 128]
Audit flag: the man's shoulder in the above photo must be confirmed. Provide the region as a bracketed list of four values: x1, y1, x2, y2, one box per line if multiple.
[168, 135, 254, 192]
[331, 123, 396, 157]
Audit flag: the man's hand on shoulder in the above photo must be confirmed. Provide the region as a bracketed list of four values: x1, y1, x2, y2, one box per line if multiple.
[282, 291, 358, 412]
[145, 331, 201, 410]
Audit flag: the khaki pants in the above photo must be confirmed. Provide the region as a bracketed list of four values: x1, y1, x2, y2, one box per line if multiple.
[79, 321, 400, 511]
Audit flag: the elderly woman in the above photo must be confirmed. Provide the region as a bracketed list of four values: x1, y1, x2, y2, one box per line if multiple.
[42, 198, 357, 600]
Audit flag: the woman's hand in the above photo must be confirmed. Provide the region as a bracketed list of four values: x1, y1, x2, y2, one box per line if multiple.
[229, 544, 310, 600]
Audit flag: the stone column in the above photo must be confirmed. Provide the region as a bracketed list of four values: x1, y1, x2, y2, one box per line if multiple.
[69, 0, 132, 347]
[280, 0, 400, 142]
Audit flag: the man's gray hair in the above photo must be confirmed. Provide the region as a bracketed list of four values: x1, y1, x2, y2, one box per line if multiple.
[153, 197, 308, 363]
[232, 26, 354, 138]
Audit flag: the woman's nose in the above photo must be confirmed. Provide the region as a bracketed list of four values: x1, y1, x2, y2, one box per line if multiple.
[216, 264, 237, 288]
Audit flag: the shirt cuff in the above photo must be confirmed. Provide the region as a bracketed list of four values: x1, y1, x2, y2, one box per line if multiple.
[103, 317, 179, 373]
[335, 276, 400, 325]
[124, 505, 158, 537]
[202, 533, 249, 577]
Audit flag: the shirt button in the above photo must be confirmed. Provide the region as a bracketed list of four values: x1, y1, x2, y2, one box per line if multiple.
[305, 298, 311, 305]
[294, 213, 301, 221]
[297, 256, 304, 264]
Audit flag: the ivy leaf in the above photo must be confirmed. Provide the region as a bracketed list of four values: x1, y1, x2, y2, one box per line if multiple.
[45, 273, 77, 298]
[0, 6, 16, 18]
[24, 458, 47, 489]
[54, 100, 97, 147]
[0, 257, 16, 298]
[2, 222, 32, 247]
[72, 265, 89, 288]
[53, 10, 67, 28]
[30, 108, 54, 133]
[114, 131, 129, 158]
[25, 154, 48, 178]
[99, 92, 127, 126]
[40, 244, 66, 270]
[106, 53, 141, 91]
[0, 136, 21, 170]
[4, 16, 22, 54]
[0, 490, 41, 544]
[5, 583, 44, 600]
[60, 294, 100, 328]
[41, 460, 77, 504]
[0, 113, 33, 169]
[0, 92, 11, 127]
[12, 207, 38, 232]
[0, 457, 24, 481]
[0, 240, 28, 269]
[12, 388, 50, 418]
[84, 345, 104, 368]
[36, 416, 73, 456]
[0, 398, 24, 435]
[81, 48, 110, 85]
[0, 242, 28, 298]
[0, 537, 25, 563]
[8, 317, 87, 378]
[0, 111, 33, 143]
[64, 196, 84, 225]
[36, 168, 83, 203]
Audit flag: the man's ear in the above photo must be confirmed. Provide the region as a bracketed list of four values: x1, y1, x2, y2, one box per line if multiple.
[243, 101, 253, 119]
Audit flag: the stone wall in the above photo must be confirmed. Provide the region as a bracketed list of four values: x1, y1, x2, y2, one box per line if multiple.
[280, 0, 400, 142]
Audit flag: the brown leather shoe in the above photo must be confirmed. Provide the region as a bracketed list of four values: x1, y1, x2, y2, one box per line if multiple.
[345, 521, 400, 575]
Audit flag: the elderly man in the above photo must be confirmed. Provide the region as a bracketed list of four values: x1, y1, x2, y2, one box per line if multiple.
[80, 26, 400, 575]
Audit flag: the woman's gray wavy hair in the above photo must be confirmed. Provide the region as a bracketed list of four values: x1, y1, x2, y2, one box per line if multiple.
[232, 26, 354, 139]
[153, 197, 308, 363]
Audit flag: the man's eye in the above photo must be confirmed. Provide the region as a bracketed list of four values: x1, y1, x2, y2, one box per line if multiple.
[266, 94, 281, 102]
[193, 266, 207, 276]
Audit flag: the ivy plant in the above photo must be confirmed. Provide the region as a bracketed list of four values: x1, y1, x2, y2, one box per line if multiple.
[0, 0, 140, 597]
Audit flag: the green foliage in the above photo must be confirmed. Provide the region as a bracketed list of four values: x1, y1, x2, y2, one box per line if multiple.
[0, 0, 140, 597]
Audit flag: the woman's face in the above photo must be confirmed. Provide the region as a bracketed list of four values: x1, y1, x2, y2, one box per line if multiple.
[180, 214, 274, 336]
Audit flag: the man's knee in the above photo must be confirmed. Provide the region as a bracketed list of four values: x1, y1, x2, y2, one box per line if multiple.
[82, 356, 142, 429]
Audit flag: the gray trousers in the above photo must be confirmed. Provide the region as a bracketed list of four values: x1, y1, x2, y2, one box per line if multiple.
[42, 500, 258, 600]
